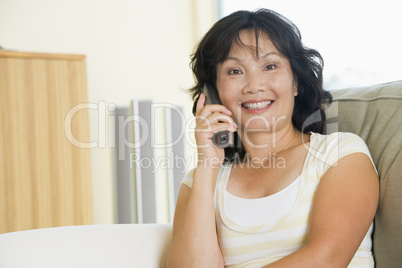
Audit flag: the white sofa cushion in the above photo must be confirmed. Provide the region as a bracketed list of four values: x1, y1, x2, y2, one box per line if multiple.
[0, 223, 172, 268]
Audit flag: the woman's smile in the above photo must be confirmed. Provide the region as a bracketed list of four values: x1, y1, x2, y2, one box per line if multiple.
[240, 100, 274, 113]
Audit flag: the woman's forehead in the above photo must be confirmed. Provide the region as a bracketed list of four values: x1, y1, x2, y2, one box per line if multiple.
[228, 30, 279, 58]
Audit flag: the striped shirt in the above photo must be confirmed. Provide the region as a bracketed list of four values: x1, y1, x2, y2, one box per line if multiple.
[182, 132, 375, 267]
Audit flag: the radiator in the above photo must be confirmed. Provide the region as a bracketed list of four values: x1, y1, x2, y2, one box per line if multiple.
[114, 100, 191, 224]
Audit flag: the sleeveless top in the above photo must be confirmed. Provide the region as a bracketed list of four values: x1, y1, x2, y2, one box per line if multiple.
[182, 132, 376, 267]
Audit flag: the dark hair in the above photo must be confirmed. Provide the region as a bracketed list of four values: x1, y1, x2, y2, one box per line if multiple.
[189, 9, 332, 162]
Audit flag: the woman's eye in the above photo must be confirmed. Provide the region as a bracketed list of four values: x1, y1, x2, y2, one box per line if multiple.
[228, 69, 241, 75]
[266, 64, 276, 70]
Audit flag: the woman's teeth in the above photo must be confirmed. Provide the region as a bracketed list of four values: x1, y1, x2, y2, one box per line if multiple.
[242, 101, 272, 110]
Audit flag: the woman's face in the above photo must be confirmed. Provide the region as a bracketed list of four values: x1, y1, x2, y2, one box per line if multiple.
[216, 29, 297, 134]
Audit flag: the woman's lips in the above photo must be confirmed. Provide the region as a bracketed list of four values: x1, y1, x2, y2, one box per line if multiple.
[241, 100, 272, 110]
[239, 100, 274, 114]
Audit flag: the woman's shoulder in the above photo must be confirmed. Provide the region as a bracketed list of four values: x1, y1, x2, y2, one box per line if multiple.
[181, 163, 232, 188]
[309, 131, 373, 167]
[310, 131, 368, 151]
[311, 131, 365, 143]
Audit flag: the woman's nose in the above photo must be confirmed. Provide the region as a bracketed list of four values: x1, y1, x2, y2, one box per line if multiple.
[242, 73, 266, 94]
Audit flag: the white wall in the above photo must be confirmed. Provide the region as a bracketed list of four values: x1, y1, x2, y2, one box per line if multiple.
[0, 0, 217, 224]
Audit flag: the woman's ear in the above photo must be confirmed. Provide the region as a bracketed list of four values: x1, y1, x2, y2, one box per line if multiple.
[292, 77, 298, 96]
[293, 83, 298, 96]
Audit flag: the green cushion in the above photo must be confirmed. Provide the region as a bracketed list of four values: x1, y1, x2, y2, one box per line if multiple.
[325, 80, 402, 267]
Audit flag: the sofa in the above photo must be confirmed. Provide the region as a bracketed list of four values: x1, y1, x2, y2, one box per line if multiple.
[0, 81, 401, 267]
[325, 80, 402, 267]
[0, 223, 173, 267]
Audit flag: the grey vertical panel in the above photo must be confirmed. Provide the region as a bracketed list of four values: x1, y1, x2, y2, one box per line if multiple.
[114, 107, 136, 224]
[165, 105, 186, 221]
[132, 100, 157, 224]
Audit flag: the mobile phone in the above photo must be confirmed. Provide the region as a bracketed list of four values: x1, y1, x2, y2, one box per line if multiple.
[203, 84, 234, 148]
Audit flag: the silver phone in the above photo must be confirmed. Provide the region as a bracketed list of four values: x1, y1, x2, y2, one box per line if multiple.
[203, 84, 234, 148]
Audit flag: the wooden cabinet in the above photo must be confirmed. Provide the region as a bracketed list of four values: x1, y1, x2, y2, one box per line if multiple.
[0, 50, 93, 233]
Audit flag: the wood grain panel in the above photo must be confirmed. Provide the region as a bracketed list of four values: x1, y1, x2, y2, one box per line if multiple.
[0, 51, 92, 233]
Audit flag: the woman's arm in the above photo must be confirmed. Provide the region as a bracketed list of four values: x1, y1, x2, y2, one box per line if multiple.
[166, 167, 224, 268]
[167, 93, 234, 268]
[263, 152, 379, 267]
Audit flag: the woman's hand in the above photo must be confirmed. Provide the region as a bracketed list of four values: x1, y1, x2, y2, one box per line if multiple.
[194, 93, 237, 169]
[167, 93, 231, 268]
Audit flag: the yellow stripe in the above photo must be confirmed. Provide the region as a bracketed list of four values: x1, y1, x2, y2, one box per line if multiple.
[218, 213, 310, 238]
[226, 256, 282, 268]
[348, 257, 374, 267]
[222, 234, 307, 257]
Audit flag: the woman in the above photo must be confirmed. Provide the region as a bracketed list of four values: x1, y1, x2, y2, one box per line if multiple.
[167, 9, 378, 268]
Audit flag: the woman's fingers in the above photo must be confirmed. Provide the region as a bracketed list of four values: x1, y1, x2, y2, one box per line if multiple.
[195, 112, 237, 151]
[195, 94, 235, 128]
[194, 93, 237, 151]
[195, 93, 232, 117]
[199, 104, 232, 118]
[195, 93, 207, 117]
[210, 122, 237, 134]
[198, 113, 237, 131]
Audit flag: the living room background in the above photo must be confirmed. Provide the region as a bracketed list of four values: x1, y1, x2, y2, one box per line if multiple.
[1, 0, 400, 227]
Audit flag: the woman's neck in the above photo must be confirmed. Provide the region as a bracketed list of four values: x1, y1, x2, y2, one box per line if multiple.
[238, 125, 304, 165]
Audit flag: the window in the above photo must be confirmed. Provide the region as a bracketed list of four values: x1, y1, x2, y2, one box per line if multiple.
[218, 0, 402, 89]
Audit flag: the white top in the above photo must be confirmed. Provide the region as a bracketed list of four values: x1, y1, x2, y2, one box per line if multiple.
[182, 132, 376, 268]
[225, 176, 300, 226]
